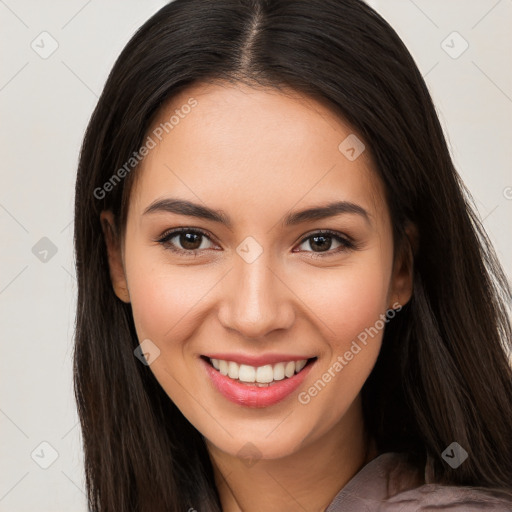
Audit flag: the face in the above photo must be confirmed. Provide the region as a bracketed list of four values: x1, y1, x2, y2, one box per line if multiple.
[101, 81, 413, 461]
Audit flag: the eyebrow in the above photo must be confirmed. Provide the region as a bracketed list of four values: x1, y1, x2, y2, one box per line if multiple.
[143, 198, 372, 228]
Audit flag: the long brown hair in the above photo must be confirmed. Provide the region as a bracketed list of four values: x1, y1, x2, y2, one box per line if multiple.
[73, 0, 512, 509]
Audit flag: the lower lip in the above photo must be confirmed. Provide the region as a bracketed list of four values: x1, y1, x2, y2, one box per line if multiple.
[201, 357, 315, 408]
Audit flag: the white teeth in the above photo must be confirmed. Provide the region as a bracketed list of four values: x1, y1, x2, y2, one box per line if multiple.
[273, 362, 285, 381]
[295, 359, 307, 372]
[228, 361, 239, 379]
[238, 364, 256, 382]
[256, 364, 274, 383]
[219, 360, 228, 376]
[284, 361, 295, 378]
[209, 358, 310, 383]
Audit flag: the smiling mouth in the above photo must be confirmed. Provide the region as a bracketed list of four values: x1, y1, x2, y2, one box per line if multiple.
[201, 356, 317, 387]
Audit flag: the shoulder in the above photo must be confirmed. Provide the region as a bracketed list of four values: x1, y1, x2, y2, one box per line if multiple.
[383, 483, 512, 511]
[326, 452, 512, 512]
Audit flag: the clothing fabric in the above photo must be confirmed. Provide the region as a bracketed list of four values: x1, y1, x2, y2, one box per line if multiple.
[325, 452, 512, 511]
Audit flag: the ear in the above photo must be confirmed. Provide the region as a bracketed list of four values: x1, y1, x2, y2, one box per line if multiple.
[100, 210, 130, 303]
[389, 222, 417, 309]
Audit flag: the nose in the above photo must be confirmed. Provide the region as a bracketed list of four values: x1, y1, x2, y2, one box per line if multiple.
[217, 251, 295, 340]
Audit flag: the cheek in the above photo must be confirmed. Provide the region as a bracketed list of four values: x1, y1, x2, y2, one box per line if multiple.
[125, 249, 216, 345]
[295, 253, 391, 353]
[291, 251, 391, 419]
[125, 255, 217, 420]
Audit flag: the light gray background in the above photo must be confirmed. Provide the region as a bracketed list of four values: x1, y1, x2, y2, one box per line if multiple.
[1, 1, 511, 510]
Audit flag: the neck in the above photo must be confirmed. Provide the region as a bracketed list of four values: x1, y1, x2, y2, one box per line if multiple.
[207, 396, 376, 512]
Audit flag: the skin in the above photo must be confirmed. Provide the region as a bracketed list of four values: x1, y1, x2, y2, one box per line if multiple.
[101, 81, 414, 511]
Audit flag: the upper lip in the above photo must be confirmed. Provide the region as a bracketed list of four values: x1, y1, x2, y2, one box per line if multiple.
[202, 353, 316, 367]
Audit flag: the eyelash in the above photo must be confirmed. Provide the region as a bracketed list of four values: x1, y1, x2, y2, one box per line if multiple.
[155, 227, 357, 259]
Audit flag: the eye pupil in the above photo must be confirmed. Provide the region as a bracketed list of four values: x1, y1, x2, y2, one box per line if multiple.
[181, 232, 202, 250]
[310, 235, 332, 252]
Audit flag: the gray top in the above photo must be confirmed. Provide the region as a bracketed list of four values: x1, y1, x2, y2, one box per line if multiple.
[325, 452, 512, 511]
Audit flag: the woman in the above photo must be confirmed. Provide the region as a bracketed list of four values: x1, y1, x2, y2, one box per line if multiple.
[73, 0, 512, 510]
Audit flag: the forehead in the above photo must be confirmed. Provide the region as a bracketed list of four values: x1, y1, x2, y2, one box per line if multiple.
[128, 81, 387, 225]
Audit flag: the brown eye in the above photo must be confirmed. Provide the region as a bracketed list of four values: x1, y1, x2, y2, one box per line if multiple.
[157, 228, 216, 255]
[307, 234, 334, 252]
[295, 230, 354, 257]
[178, 232, 203, 250]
